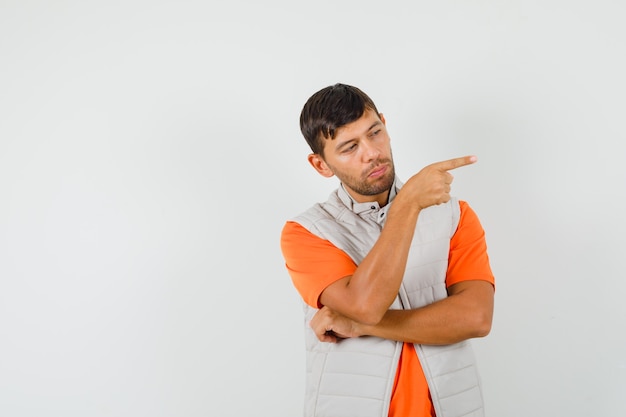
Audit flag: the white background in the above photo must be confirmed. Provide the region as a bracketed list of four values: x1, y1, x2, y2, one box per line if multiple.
[1, 1, 625, 416]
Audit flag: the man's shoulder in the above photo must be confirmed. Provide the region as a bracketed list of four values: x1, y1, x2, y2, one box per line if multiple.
[288, 190, 346, 230]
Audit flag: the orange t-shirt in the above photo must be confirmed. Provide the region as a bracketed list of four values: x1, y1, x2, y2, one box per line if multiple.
[280, 201, 495, 417]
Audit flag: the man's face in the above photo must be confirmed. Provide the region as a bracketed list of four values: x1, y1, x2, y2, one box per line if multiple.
[315, 109, 395, 205]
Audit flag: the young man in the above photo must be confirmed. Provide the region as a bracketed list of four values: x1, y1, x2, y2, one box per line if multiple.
[280, 83, 495, 417]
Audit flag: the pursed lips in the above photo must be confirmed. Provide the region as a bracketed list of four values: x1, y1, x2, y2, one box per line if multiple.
[367, 163, 388, 178]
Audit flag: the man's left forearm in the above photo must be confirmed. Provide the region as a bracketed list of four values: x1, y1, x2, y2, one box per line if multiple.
[356, 280, 494, 345]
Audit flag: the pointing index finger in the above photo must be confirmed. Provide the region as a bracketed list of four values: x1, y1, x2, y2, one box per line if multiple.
[433, 155, 478, 171]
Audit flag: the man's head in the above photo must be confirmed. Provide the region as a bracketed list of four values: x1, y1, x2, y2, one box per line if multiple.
[300, 83, 381, 157]
[299, 83, 396, 205]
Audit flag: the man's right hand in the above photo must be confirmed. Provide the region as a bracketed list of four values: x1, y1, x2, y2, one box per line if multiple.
[398, 155, 477, 209]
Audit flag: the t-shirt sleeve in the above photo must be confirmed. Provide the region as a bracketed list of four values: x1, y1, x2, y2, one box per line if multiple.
[280, 221, 357, 308]
[446, 201, 495, 288]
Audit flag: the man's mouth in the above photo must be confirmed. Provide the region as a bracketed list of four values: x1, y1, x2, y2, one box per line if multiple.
[368, 164, 388, 178]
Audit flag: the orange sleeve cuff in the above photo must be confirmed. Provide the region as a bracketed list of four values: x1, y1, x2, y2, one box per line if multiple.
[446, 201, 495, 288]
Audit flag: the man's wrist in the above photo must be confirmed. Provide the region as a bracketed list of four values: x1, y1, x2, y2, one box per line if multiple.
[353, 320, 372, 338]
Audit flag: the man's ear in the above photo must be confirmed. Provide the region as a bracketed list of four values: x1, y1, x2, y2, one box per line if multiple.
[379, 113, 386, 124]
[307, 153, 335, 178]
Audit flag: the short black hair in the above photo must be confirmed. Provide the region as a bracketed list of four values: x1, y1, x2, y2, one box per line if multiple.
[299, 83, 380, 156]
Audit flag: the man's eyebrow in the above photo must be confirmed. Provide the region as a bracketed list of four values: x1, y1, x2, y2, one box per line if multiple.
[335, 138, 356, 151]
[335, 121, 383, 151]
[367, 121, 382, 131]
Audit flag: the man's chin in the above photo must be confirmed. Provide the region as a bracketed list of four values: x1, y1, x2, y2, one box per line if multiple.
[364, 176, 394, 196]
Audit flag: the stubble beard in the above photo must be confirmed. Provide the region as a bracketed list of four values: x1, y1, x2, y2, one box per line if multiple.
[332, 158, 396, 197]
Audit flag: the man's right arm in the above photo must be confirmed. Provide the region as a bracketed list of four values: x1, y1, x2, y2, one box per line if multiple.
[319, 156, 477, 325]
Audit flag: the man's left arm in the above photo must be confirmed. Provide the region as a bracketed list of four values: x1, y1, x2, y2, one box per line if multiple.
[310, 280, 493, 344]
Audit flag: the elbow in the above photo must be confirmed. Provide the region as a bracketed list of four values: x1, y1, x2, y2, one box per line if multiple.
[352, 303, 386, 327]
[474, 320, 492, 338]
[346, 287, 391, 326]
[471, 312, 493, 338]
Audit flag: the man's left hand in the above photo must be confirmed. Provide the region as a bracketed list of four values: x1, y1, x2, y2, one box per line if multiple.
[309, 306, 361, 343]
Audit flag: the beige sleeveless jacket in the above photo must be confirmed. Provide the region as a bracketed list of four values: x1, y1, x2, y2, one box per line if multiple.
[292, 180, 485, 417]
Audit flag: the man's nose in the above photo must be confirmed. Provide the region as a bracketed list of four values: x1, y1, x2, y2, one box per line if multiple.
[361, 140, 380, 162]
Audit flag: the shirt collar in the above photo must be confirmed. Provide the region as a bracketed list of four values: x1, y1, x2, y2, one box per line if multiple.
[337, 177, 402, 215]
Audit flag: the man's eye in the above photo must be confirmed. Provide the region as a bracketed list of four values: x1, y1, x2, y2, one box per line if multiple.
[343, 144, 357, 153]
[371, 129, 381, 136]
